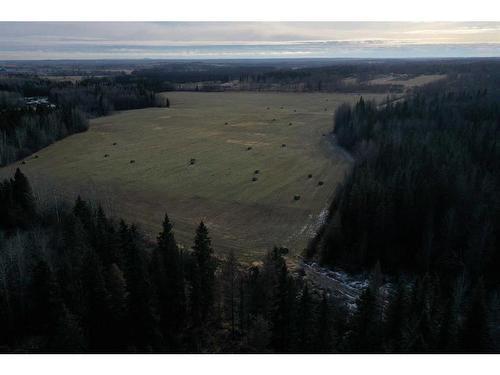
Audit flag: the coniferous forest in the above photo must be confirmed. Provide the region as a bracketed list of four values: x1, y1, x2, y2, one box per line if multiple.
[0, 166, 498, 353]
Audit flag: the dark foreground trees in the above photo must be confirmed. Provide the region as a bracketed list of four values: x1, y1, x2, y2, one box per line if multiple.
[0, 168, 497, 352]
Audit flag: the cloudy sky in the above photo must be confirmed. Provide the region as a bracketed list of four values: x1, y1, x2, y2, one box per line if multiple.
[1, 22, 500, 60]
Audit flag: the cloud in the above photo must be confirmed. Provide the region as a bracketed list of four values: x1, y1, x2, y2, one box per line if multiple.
[0, 22, 499, 59]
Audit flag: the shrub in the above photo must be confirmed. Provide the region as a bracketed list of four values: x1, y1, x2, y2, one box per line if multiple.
[294, 195, 301, 201]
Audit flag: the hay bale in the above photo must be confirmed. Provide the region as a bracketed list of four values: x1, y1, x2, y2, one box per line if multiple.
[104, 154, 109, 158]
[190, 158, 196, 165]
[281, 144, 286, 148]
[308, 174, 313, 179]
[318, 181, 324, 186]
[130, 160, 135, 164]
[112, 142, 117, 146]
[294, 195, 301, 201]
[252, 177, 258, 182]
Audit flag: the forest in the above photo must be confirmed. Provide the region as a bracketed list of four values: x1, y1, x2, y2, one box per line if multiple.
[0, 169, 495, 352]
[0, 75, 165, 166]
[305, 74, 500, 352]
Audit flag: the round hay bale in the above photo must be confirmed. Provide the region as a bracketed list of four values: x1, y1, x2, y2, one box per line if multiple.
[318, 181, 324, 186]
[294, 195, 301, 201]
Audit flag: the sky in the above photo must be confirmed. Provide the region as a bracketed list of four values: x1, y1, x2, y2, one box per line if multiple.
[1, 22, 500, 60]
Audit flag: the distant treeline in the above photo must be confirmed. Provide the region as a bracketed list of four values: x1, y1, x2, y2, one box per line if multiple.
[0, 170, 495, 353]
[124, 58, 500, 93]
[0, 76, 167, 166]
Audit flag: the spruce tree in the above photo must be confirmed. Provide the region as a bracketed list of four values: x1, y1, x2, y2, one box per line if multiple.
[296, 285, 313, 352]
[349, 287, 381, 352]
[190, 221, 215, 327]
[271, 261, 294, 353]
[11, 168, 36, 227]
[120, 222, 160, 351]
[28, 260, 65, 344]
[154, 213, 186, 351]
[313, 292, 334, 353]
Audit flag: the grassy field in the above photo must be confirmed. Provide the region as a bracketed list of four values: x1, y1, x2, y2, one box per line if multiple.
[1, 91, 385, 261]
[367, 74, 446, 87]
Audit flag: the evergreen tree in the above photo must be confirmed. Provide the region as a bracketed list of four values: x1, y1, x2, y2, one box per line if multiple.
[10, 168, 36, 227]
[271, 261, 294, 352]
[384, 282, 408, 352]
[105, 263, 128, 351]
[80, 249, 111, 351]
[313, 292, 335, 353]
[190, 221, 216, 328]
[29, 261, 63, 334]
[349, 287, 381, 352]
[296, 285, 314, 352]
[120, 221, 159, 351]
[153, 213, 186, 351]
